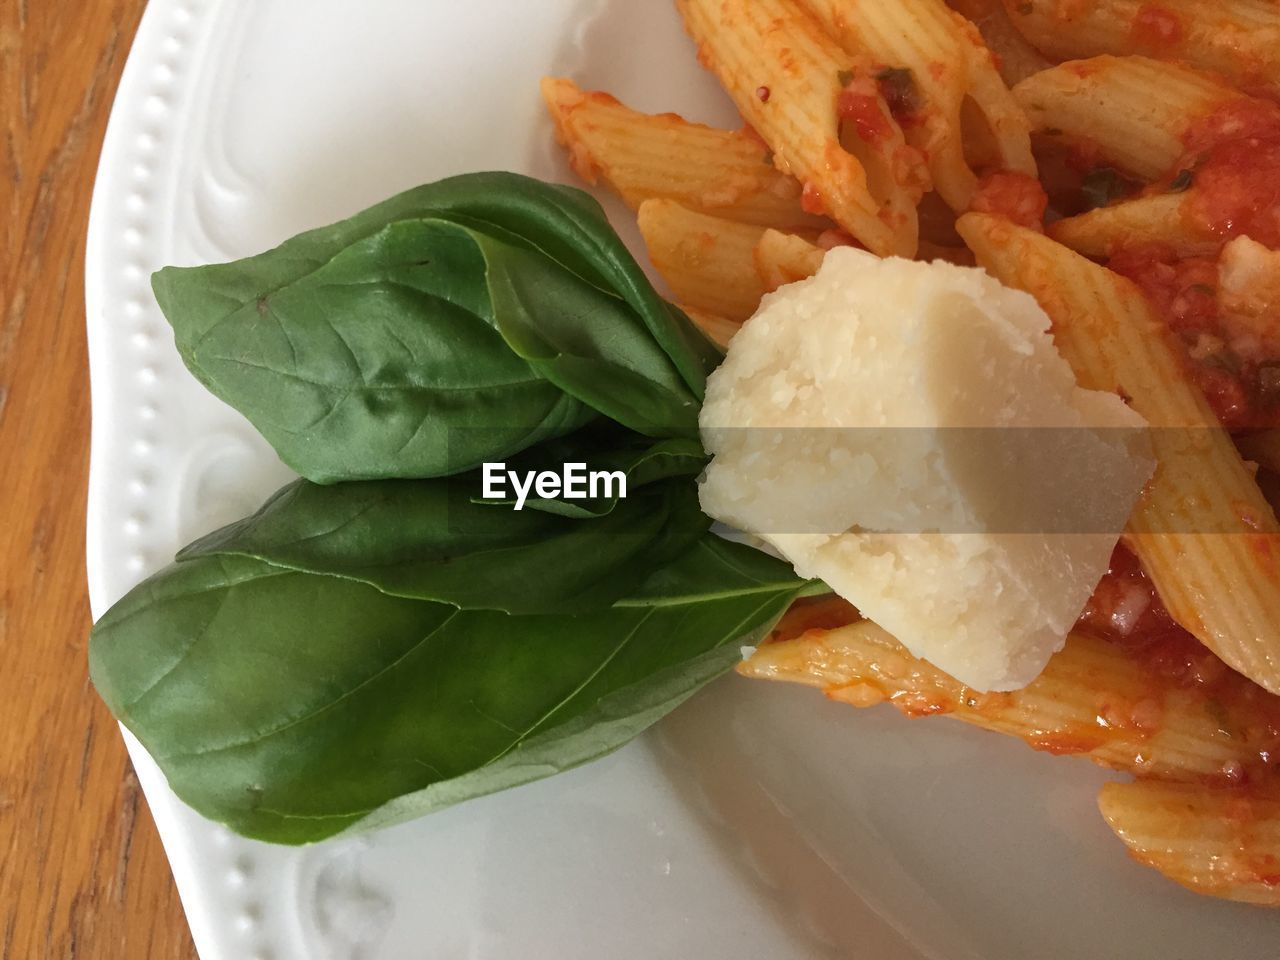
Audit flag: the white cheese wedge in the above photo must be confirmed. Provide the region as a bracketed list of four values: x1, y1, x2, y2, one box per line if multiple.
[698, 247, 1154, 691]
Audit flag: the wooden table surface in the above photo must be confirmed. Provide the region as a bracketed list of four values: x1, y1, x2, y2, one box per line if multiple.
[2, 1, 197, 956]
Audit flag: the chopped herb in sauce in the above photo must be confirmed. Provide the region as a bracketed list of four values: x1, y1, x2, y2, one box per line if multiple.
[1169, 169, 1194, 192]
[1201, 351, 1242, 375]
[1081, 167, 1138, 211]
[875, 67, 921, 119]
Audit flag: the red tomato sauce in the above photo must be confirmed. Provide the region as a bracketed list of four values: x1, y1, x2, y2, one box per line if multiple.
[837, 90, 892, 145]
[969, 171, 1048, 230]
[1077, 544, 1280, 785]
[1188, 138, 1280, 249]
[800, 181, 827, 216]
[769, 595, 860, 643]
[1183, 100, 1280, 156]
[1178, 99, 1280, 248]
[1097, 98, 1280, 428]
[1106, 246, 1280, 427]
[1129, 5, 1185, 48]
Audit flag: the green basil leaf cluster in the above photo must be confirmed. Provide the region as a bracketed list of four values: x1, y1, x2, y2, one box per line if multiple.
[91, 172, 819, 846]
[90, 536, 810, 843]
[153, 172, 723, 483]
[178, 442, 711, 615]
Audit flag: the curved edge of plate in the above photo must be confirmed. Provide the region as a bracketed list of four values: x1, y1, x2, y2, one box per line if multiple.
[84, 3, 293, 959]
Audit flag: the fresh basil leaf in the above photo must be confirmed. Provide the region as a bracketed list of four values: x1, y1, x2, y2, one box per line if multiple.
[617, 533, 823, 606]
[399, 174, 723, 399]
[163, 217, 593, 483]
[89, 538, 812, 844]
[475, 234, 701, 437]
[153, 173, 721, 482]
[177, 470, 709, 614]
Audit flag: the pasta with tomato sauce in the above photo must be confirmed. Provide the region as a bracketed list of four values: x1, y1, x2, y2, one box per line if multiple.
[544, 0, 1280, 906]
[1046, 83, 1280, 428]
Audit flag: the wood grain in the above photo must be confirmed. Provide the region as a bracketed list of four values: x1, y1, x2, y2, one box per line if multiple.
[1, 1, 197, 956]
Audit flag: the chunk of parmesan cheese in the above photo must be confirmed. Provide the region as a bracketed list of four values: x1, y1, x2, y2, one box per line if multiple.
[698, 247, 1154, 691]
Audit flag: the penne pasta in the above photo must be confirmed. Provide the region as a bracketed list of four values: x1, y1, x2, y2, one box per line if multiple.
[676, 0, 927, 257]
[957, 213, 1280, 696]
[678, 304, 741, 348]
[743, 610, 1280, 783]
[1013, 56, 1244, 181]
[918, 239, 977, 265]
[541, 76, 829, 230]
[1030, 61, 1280, 258]
[637, 199, 767, 322]
[537, 0, 1280, 905]
[1098, 780, 1280, 905]
[1048, 192, 1219, 259]
[1001, 0, 1280, 99]
[753, 228, 826, 293]
[750, 223, 974, 290]
[797, 0, 1036, 212]
[946, 0, 1053, 86]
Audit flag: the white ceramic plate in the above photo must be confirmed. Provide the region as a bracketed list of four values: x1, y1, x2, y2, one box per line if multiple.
[85, 2, 1280, 957]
